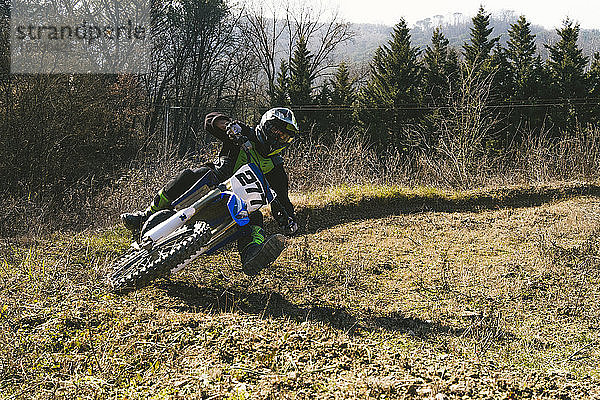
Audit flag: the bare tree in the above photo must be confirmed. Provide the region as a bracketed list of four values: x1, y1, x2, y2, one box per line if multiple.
[0, 0, 10, 111]
[284, 0, 353, 79]
[425, 66, 501, 188]
[241, 1, 287, 103]
[242, 0, 353, 105]
[145, 0, 257, 154]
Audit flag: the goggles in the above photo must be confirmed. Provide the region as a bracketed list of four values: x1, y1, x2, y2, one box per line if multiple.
[265, 128, 296, 156]
[272, 128, 295, 145]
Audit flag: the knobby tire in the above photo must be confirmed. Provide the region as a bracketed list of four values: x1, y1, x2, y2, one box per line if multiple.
[109, 221, 212, 293]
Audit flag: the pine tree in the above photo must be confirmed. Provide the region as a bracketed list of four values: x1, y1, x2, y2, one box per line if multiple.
[329, 62, 356, 131]
[507, 15, 538, 100]
[546, 18, 588, 99]
[533, 55, 551, 98]
[463, 6, 499, 73]
[489, 42, 513, 102]
[545, 18, 589, 128]
[505, 16, 547, 133]
[358, 19, 421, 147]
[273, 60, 290, 106]
[587, 52, 600, 123]
[314, 82, 334, 134]
[588, 52, 600, 98]
[0, 0, 8, 76]
[318, 83, 331, 105]
[288, 35, 314, 107]
[422, 27, 459, 104]
[330, 61, 355, 106]
[485, 42, 515, 147]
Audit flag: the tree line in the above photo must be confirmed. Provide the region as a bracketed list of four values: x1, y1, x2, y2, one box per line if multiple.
[289, 6, 600, 153]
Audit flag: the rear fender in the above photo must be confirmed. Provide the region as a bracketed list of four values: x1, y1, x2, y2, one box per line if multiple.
[143, 188, 222, 244]
[141, 210, 176, 236]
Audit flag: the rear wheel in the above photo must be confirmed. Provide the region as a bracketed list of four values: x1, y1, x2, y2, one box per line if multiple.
[109, 221, 212, 293]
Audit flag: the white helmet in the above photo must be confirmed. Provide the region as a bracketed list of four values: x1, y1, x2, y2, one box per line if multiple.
[255, 107, 301, 156]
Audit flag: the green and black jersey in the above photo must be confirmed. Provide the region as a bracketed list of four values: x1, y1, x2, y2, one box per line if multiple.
[204, 112, 295, 221]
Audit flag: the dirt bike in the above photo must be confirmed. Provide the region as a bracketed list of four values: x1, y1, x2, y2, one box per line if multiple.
[108, 146, 284, 293]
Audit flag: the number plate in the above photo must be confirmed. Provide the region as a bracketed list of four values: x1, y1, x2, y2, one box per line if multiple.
[228, 164, 275, 214]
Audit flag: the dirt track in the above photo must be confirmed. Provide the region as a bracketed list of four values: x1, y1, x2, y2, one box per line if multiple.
[2, 188, 600, 398]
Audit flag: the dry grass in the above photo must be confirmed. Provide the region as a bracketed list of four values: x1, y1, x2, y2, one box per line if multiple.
[0, 145, 219, 237]
[4, 116, 600, 238]
[284, 127, 600, 199]
[3, 94, 600, 397]
[3, 185, 600, 398]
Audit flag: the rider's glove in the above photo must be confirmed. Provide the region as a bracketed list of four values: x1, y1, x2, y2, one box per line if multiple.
[226, 121, 244, 142]
[283, 217, 299, 236]
[227, 121, 243, 136]
[226, 121, 252, 151]
[240, 139, 253, 152]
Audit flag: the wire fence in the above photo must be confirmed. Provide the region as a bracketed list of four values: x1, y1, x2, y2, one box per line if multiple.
[148, 96, 600, 158]
[148, 97, 600, 112]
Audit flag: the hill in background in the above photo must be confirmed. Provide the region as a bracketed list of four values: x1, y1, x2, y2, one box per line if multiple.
[336, 11, 600, 65]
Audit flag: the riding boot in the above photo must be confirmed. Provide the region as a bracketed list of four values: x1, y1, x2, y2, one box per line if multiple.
[238, 225, 286, 276]
[121, 190, 171, 233]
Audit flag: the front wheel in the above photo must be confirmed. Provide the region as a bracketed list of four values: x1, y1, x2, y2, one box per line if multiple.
[109, 221, 212, 293]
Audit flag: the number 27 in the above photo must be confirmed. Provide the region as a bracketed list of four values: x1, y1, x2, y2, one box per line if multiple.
[235, 171, 266, 206]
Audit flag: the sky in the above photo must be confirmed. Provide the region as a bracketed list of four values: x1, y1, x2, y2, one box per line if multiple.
[329, 0, 599, 29]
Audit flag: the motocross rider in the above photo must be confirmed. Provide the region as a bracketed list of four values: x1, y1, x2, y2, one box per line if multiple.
[121, 107, 301, 276]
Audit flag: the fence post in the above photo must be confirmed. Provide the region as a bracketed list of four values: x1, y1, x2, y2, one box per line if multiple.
[164, 102, 170, 159]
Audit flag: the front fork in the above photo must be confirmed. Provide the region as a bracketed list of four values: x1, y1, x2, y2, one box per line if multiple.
[204, 219, 238, 248]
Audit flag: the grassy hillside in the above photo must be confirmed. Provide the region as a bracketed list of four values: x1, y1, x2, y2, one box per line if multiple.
[2, 184, 600, 399]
